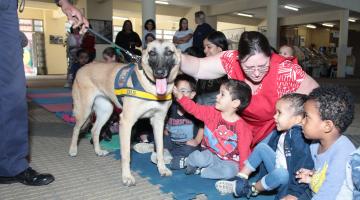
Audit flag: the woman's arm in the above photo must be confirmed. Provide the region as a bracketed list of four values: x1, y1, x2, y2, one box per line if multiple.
[177, 34, 193, 44]
[295, 74, 319, 95]
[180, 52, 226, 80]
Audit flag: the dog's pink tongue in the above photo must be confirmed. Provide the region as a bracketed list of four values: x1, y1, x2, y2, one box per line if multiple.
[156, 78, 167, 95]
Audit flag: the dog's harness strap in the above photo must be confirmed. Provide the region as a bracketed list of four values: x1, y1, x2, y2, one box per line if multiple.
[114, 64, 172, 102]
[115, 88, 172, 101]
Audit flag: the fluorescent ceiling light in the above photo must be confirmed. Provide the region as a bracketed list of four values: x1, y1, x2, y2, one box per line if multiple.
[236, 12, 253, 18]
[284, 5, 299, 11]
[322, 23, 334, 27]
[112, 16, 128, 20]
[306, 24, 316, 29]
[349, 18, 357, 22]
[155, 1, 168, 5]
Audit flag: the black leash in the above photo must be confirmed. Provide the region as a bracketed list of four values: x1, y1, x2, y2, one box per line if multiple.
[86, 28, 142, 64]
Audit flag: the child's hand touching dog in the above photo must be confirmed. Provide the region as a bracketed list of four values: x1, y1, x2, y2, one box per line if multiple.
[295, 168, 314, 184]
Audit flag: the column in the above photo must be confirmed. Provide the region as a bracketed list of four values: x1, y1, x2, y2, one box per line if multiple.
[337, 9, 349, 78]
[266, 0, 278, 48]
[142, 0, 156, 39]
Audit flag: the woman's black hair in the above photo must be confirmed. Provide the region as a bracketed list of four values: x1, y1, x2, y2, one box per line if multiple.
[178, 18, 189, 31]
[206, 31, 228, 51]
[144, 19, 156, 30]
[122, 20, 133, 32]
[145, 33, 156, 41]
[238, 31, 272, 62]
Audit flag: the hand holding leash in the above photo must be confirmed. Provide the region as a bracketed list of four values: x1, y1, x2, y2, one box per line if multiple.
[59, 0, 89, 34]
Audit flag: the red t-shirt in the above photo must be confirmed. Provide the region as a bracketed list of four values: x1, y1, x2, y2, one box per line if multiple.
[177, 97, 252, 169]
[220, 50, 305, 147]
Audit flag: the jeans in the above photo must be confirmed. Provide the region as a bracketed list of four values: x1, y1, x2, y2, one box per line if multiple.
[245, 143, 289, 196]
[163, 134, 198, 157]
[186, 150, 238, 179]
[351, 149, 360, 199]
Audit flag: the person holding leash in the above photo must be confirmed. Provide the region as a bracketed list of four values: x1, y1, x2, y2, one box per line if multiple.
[0, 0, 87, 186]
[180, 31, 319, 148]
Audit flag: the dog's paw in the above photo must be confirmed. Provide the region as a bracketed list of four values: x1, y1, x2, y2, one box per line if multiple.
[69, 147, 78, 157]
[95, 149, 109, 157]
[158, 166, 172, 177]
[122, 174, 136, 186]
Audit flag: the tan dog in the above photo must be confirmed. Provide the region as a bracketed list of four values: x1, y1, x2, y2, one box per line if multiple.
[69, 40, 181, 186]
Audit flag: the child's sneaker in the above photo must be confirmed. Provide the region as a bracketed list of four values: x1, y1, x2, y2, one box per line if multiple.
[133, 142, 154, 154]
[185, 164, 200, 175]
[216, 178, 252, 198]
[170, 156, 186, 170]
[150, 149, 172, 164]
[215, 180, 236, 195]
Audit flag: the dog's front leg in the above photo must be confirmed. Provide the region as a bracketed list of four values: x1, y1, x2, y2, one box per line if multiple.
[151, 115, 172, 177]
[119, 114, 136, 186]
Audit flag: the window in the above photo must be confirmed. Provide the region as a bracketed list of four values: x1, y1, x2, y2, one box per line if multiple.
[156, 29, 176, 42]
[19, 19, 44, 32]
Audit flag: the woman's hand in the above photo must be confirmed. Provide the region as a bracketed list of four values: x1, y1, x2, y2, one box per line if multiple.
[295, 168, 314, 184]
[172, 86, 184, 100]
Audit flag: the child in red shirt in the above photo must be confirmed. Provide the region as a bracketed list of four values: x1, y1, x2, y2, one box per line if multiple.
[172, 79, 252, 179]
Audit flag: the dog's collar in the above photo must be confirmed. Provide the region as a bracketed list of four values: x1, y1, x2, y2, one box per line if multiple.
[142, 69, 156, 85]
[115, 88, 172, 101]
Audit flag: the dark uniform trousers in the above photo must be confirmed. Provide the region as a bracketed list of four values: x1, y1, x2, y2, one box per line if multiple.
[0, 0, 29, 176]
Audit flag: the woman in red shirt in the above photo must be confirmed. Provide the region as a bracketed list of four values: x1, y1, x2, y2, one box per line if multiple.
[180, 31, 319, 147]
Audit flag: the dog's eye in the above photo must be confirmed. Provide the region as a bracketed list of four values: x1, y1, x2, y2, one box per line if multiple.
[165, 51, 174, 56]
[149, 51, 157, 56]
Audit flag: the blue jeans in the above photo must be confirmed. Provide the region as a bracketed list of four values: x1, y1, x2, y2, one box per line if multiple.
[187, 150, 238, 179]
[245, 143, 289, 195]
[351, 149, 360, 199]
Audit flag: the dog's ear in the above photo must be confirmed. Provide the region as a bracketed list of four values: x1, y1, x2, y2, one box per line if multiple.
[166, 42, 181, 83]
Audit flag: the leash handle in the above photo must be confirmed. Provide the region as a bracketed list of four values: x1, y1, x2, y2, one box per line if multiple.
[86, 28, 142, 64]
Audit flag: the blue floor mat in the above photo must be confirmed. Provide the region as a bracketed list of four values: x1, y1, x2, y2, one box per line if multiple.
[31, 96, 73, 104]
[113, 150, 275, 200]
[27, 88, 71, 93]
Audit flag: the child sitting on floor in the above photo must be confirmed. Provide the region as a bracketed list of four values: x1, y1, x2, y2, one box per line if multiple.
[150, 74, 203, 168]
[215, 93, 314, 199]
[295, 85, 356, 200]
[172, 79, 252, 180]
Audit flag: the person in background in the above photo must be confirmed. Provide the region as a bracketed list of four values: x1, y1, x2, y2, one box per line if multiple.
[0, 0, 87, 186]
[173, 79, 252, 180]
[180, 31, 319, 148]
[216, 93, 313, 200]
[143, 19, 156, 49]
[70, 49, 89, 85]
[295, 85, 356, 200]
[197, 31, 229, 106]
[173, 18, 193, 53]
[102, 47, 122, 63]
[144, 33, 156, 49]
[81, 25, 96, 62]
[192, 11, 214, 51]
[279, 45, 297, 63]
[115, 20, 142, 62]
[65, 26, 82, 88]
